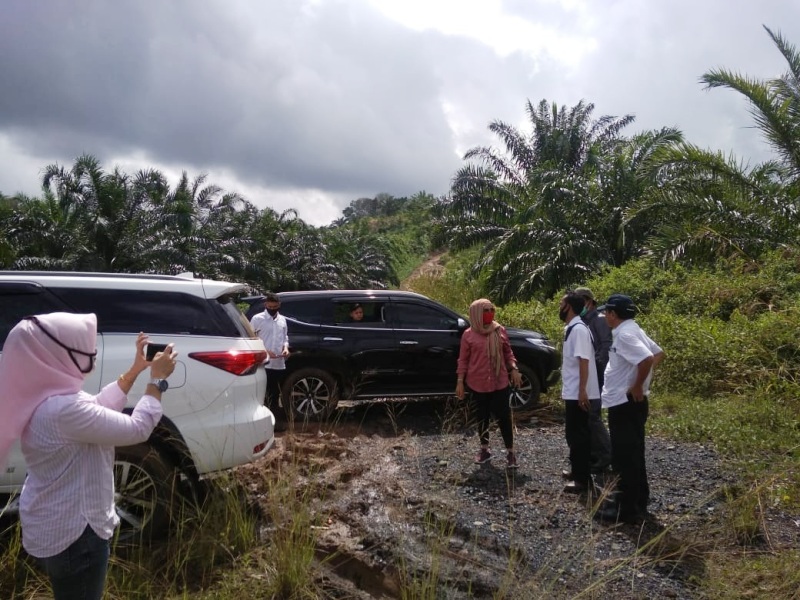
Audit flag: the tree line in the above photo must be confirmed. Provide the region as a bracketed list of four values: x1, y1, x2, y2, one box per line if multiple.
[0, 160, 435, 292]
[2, 26, 798, 301]
[435, 26, 800, 301]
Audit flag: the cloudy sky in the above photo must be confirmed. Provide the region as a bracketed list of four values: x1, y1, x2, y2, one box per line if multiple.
[1, 0, 798, 226]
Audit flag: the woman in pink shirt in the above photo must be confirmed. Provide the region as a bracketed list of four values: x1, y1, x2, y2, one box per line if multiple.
[455, 299, 522, 468]
[0, 313, 176, 600]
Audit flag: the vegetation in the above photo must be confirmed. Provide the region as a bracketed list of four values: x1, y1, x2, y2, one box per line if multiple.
[434, 25, 800, 303]
[407, 250, 800, 598]
[0, 165, 437, 293]
[1, 22, 799, 600]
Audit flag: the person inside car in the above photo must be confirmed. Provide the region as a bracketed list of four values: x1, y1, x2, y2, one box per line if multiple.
[347, 303, 364, 322]
[0, 313, 176, 600]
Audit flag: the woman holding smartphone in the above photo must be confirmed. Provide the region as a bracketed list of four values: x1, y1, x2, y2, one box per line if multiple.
[0, 313, 176, 600]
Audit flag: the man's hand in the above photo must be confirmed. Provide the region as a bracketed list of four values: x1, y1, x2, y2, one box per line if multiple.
[455, 380, 465, 400]
[510, 369, 522, 389]
[628, 383, 645, 402]
[578, 388, 590, 411]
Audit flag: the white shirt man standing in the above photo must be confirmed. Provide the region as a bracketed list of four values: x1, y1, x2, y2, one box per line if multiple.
[250, 293, 289, 411]
[573, 287, 612, 474]
[596, 294, 664, 523]
[559, 291, 600, 494]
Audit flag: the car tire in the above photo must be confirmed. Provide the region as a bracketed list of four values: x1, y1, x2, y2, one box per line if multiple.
[509, 364, 542, 411]
[282, 368, 339, 421]
[114, 443, 176, 543]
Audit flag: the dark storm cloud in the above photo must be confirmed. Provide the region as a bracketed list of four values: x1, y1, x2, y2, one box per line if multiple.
[0, 0, 468, 198]
[3, 0, 800, 224]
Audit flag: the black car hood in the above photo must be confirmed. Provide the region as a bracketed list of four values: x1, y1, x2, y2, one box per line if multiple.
[504, 326, 548, 340]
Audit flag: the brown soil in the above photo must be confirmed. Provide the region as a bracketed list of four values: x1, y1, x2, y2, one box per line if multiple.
[400, 252, 446, 289]
[234, 399, 800, 599]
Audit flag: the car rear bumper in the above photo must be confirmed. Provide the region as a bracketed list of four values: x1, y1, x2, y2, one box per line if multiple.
[175, 403, 275, 474]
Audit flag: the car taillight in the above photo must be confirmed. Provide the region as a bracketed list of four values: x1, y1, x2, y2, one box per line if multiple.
[188, 350, 267, 376]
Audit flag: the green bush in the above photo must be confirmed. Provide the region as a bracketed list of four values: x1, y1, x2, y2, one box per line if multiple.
[496, 300, 561, 342]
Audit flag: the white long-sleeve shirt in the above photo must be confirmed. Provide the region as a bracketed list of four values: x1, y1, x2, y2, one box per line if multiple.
[250, 311, 289, 370]
[20, 381, 162, 557]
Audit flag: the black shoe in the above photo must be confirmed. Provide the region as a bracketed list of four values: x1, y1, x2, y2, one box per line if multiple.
[594, 501, 644, 524]
[563, 480, 589, 494]
[561, 469, 574, 480]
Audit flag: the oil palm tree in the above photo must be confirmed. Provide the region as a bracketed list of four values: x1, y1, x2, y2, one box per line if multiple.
[437, 99, 677, 300]
[640, 26, 800, 264]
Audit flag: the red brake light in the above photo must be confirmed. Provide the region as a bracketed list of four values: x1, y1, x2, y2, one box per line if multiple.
[188, 350, 267, 376]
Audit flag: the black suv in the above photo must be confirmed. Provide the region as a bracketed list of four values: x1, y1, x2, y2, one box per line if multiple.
[246, 290, 559, 419]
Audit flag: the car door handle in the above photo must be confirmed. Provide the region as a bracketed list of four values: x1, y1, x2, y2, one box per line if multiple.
[323, 337, 343, 342]
[399, 340, 418, 345]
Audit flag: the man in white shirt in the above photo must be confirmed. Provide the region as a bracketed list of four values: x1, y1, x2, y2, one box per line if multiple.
[596, 294, 665, 523]
[250, 293, 290, 411]
[573, 287, 612, 474]
[559, 291, 600, 494]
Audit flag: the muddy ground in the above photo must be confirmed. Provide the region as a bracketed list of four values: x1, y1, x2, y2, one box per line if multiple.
[235, 398, 800, 599]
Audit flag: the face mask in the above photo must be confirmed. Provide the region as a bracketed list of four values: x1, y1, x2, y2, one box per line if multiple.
[24, 316, 97, 374]
[580, 306, 588, 317]
[558, 307, 569, 322]
[482, 311, 494, 325]
[266, 308, 279, 317]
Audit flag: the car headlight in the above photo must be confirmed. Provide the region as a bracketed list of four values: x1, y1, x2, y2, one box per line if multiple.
[525, 337, 555, 350]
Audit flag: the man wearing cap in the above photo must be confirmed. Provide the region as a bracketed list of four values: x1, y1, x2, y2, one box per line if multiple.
[596, 294, 665, 523]
[574, 287, 612, 475]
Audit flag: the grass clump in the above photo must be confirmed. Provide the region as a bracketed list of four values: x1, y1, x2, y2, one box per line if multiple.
[703, 550, 800, 599]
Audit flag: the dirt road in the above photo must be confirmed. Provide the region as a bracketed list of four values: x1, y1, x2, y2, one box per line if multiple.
[237, 399, 799, 599]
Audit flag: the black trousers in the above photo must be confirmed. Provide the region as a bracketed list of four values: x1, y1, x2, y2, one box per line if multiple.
[564, 400, 592, 485]
[472, 387, 514, 449]
[607, 396, 650, 514]
[265, 368, 286, 407]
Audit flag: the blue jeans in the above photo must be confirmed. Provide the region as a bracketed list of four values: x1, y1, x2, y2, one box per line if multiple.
[39, 525, 110, 600]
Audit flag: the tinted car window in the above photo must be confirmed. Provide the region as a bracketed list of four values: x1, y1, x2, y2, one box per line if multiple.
[334, 301, 387, 326]
[278, 298, 329, 325]
[52, 288, 240, 336]
[218, 295, 256, 337]
[0, 284, 66, 347]
[387, 302, 459, 330]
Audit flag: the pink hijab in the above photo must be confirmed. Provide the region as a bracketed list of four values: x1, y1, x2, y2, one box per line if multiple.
[468, 298, 503, 377]
[0, 312, 97, 466]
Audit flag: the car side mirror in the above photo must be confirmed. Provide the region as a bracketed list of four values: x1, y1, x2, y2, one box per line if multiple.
[457, 317, 468, 330]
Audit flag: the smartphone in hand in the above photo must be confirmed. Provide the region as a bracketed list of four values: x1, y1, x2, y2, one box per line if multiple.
[145, 343, 169, 361]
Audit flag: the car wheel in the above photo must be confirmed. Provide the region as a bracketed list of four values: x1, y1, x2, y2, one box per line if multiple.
[282, 368, 339, 421]
[114, 443, 176, 543]
[509, 364, 542, 411]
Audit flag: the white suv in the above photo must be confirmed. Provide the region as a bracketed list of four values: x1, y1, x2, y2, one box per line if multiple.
[0, 271, 275, 539]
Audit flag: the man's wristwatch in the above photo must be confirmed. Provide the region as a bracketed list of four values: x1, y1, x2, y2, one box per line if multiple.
[148, 378, 169, 392]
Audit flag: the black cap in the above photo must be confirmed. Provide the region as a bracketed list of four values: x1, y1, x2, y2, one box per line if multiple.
[597, 294, 637, 318]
